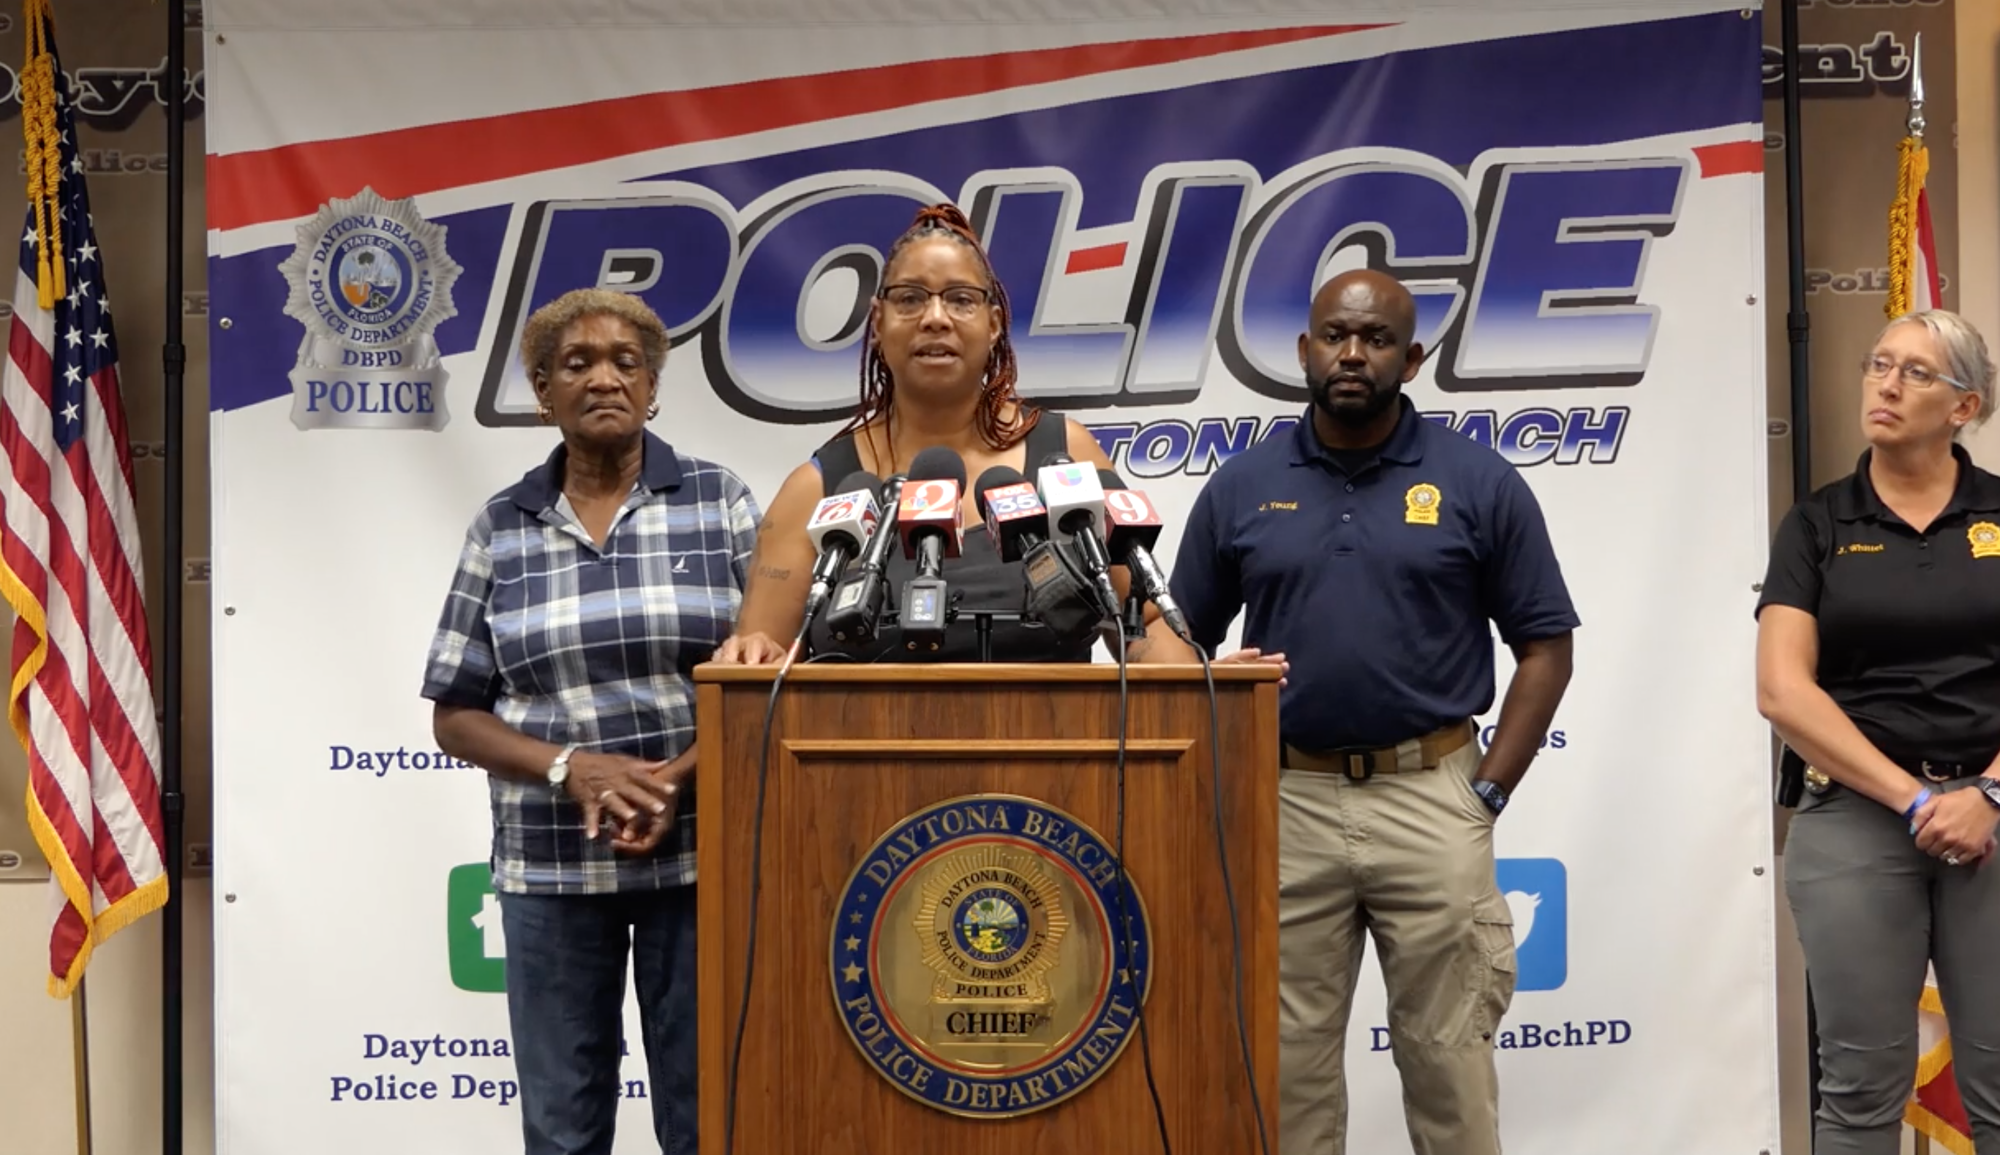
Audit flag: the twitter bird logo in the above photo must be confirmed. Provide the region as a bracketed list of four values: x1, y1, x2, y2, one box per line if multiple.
[1495, 859, 1567, 991]
[1505, 890, 1541, 948]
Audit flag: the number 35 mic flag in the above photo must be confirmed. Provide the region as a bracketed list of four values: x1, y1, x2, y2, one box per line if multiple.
[0, 0, 167, 998]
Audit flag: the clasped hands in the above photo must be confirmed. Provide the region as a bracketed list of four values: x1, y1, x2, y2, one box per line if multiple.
[560, 746, 698, 855]
[1910, 786, 2000, 867]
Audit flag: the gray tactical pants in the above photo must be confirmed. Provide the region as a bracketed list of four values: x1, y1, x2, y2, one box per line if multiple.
[1786, 776, 2000, 1155]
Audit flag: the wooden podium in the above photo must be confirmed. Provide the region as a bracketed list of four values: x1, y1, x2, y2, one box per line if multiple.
[694, 662, 1280, 1154]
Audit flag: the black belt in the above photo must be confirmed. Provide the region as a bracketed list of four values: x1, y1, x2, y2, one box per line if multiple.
[1803, 755, 1988, 797]
[1893, 757, 1983, 783]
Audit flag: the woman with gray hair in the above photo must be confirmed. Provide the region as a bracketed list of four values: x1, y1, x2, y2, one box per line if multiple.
[423, 288, 758, 1155]
[1756, 308, 2000, 1155]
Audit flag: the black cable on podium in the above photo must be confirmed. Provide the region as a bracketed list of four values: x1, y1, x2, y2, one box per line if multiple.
[723, 613, 812, 1155]
[1109, 609, 1174, 1154]
[1193, 636, 1274, 1155]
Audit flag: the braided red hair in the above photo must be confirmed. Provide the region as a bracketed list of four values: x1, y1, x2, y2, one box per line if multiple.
[840, 203, 1041, 454]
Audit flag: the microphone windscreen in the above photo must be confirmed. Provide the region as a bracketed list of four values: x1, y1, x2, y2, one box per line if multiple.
[1096, 468, 1127, 491]
[832, 470, 882, 496]
[974, 465, 1027, 518]
[908, 446, 968, 490]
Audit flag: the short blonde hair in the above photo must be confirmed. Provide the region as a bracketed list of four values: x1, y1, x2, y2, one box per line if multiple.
[519, 289, 670, 381]
[1879, 309, 1996, 430]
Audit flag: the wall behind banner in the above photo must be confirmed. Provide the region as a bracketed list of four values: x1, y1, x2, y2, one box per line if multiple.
[1757, 3, 1963, 1153]
[0, 3, 216, 1155]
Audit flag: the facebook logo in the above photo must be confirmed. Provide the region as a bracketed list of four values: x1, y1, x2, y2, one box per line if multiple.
[1495, 858, 1567, 992]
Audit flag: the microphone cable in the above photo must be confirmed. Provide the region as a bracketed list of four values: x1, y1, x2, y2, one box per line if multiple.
[1190, 631, 1274, 1155]
[723, 613, 812, 1155]
[1111, 613, 1174, 1154]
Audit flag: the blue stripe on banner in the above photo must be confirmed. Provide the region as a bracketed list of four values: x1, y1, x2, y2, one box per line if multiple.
[207, 10, 1758, 414]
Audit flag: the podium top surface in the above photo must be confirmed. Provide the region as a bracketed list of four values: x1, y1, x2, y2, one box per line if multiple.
[693, 661, 1282, 684]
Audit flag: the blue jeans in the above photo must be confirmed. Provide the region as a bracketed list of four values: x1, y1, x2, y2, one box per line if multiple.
[498, 886, 698, 1155]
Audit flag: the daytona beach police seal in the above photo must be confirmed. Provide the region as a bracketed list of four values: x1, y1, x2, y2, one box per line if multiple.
[278, 187, 460, 431]
[831, 795, 1151, 1118]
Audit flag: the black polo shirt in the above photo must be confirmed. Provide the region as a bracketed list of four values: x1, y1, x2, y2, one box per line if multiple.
[1169, 398, 1580, 751]
[1756, 445, 2000, 767]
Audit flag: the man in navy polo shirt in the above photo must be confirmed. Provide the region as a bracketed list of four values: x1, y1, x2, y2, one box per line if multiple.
[1167, 270, 1577, 1155]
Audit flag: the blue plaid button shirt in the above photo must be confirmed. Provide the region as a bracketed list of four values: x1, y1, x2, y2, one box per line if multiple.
[421, 432, 759, 894]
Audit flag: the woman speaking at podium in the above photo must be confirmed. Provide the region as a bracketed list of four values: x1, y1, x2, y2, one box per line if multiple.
[715, 202, 1144, 666]
[421, 289, 760, 1155]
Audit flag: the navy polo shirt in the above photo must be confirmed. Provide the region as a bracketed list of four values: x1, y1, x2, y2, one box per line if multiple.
[1170, 398, 1579, 751]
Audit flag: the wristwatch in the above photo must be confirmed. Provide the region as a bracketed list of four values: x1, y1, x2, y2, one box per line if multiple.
[1975, 777, 2000, 811]
[1472, 779, 1508, 817]
[546, 743, 579, 788]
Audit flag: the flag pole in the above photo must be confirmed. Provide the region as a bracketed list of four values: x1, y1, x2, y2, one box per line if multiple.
[1779, 0, 1811, 505]
[71, 977, 92, 1155]
[1908, 32, 1925, 141]
[160, 0, 188, 1151]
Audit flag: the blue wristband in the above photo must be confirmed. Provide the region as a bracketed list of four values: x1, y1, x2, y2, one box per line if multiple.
[1904, 787, 1934, 828]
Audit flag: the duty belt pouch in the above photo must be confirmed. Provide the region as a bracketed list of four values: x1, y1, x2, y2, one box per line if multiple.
[1775, 744, 1806, 809]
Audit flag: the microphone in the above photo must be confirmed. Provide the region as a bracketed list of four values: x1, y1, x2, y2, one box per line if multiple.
[975, 465, 1051, 563]
[1096, 469, 1191, 641]
[896, 447, 967, 652]
[823, 473, 906, 645]
[1034, 453, 1118, 620]
[802, 470, 882, 626]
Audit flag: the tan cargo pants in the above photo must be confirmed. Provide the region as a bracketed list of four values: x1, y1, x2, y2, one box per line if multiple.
[1277, 731, 1517, 1155]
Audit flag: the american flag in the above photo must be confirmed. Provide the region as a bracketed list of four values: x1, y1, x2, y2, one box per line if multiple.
[0, 10, 167, 997]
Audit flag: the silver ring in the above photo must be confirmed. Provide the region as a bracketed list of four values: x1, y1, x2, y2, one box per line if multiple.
[597, 790, 616, 804]
[1945, 853, 1962, 866]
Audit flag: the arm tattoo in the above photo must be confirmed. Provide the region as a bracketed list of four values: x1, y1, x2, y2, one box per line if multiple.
[755, 564, 792, 582]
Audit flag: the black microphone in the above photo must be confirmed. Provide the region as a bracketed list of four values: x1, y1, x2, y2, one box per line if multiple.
[896, 447, 968, 653]
[823, 473, 906, 646]
[1033, 453, 1119, 620]
[802, 470, 882, 627]
[1096, 469, 1191, 641]
[975, 465, 1052, 562]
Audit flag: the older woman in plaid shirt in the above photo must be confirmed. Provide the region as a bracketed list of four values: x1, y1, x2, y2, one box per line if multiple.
[422, 289, 759, 1155]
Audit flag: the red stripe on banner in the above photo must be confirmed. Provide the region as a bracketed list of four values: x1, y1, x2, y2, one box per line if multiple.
[1694, 140, 1762, 178]
[208, 26, 1388, 232]
[1065, 243, 1128, 274]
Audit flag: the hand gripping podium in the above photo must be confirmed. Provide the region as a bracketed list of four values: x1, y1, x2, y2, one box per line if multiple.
[694, 663, 1280, 1154]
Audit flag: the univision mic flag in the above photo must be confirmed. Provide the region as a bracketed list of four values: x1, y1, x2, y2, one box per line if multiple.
[0, 0, 167, 998]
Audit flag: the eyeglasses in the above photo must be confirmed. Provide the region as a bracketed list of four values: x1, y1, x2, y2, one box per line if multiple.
[879, 283, 991, 320]
[1860, 352, 1968, 391]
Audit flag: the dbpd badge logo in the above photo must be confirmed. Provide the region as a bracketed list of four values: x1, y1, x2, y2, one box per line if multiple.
[278, 186, 461, 431]
[832, 795, 1151, 1117]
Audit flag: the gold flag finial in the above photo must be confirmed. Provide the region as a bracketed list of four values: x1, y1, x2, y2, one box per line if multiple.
[21, 0, 65, 310]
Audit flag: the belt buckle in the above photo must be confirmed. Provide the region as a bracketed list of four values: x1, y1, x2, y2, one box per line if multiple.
[1921, 761, 1954, 783]
[1804, 765, 1831, 795]
[1344, 752, 1372, 781]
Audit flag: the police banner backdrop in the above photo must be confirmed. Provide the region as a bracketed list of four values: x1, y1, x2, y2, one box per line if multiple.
[205, 1, 1780, 1151]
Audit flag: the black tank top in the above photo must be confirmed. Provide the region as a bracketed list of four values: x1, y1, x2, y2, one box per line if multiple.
[806, 414, 1093, 664]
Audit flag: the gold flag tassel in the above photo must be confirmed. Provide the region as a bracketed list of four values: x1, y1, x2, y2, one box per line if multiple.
[1884, 135, 1926, 320]
[1885, 31, 1928, 321]
[21, 0, 64, 310]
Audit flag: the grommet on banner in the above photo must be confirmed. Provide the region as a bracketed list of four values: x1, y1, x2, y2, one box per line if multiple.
[218, 317, 232, 329]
